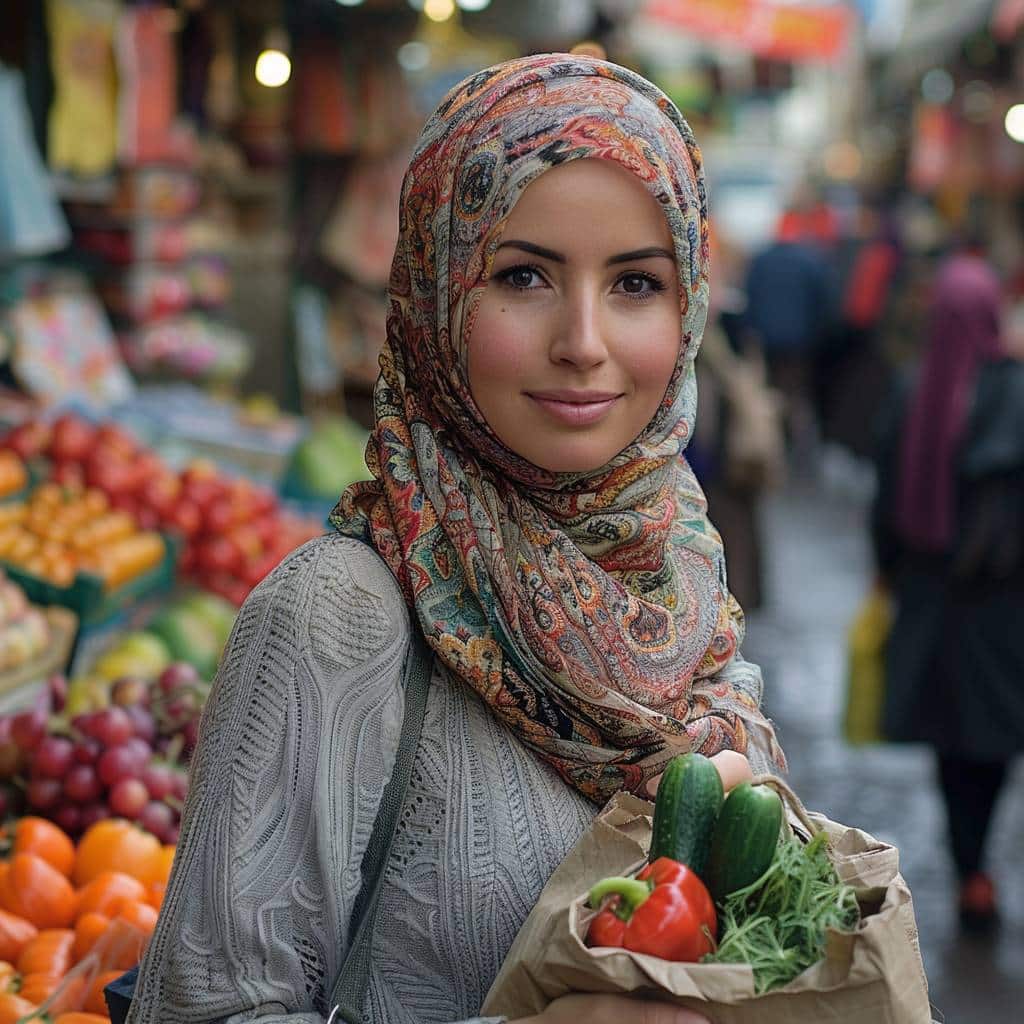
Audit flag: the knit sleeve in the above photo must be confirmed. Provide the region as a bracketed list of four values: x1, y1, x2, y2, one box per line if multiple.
[687, 595, 787, 777]
[124, 534, 506, 1024]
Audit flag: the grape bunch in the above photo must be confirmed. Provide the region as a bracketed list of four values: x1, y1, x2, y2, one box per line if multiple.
[0, 662, 209, 843]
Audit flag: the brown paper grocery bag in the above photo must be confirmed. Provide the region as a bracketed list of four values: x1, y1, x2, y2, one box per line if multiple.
[482, 790, 934, 1024]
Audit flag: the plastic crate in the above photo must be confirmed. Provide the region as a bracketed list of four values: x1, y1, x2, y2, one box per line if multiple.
[0, 532, 178, 629]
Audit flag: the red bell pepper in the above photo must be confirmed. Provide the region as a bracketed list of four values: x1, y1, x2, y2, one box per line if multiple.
[586, 856, 717, 962]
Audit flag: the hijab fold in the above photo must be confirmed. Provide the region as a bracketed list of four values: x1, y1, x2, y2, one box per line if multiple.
[332, 54, 767, 803]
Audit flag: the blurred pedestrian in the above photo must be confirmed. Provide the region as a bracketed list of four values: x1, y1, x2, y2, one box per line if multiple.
[870, 245, 1024, 933]
[742, 208, 837, 474]
[816, 200, 901, 457]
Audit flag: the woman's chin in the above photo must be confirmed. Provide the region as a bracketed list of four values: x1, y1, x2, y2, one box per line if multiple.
[519, 441, 622, 475]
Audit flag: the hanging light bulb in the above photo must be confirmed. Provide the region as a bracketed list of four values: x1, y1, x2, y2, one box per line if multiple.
[1006, 104, 1024, 144]
[255, 27, 290, 88]
[255, 48, 291, 88]
[456, 0, 492, 10]
[335, 0, 366, 6]
[423, 0, 456, 22]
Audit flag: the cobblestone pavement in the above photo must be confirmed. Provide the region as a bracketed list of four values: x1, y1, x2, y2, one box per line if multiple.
[738, 460, 1023, 1024]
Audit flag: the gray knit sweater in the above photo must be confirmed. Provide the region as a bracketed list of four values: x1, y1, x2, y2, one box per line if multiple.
[126, 532, 776, 1024]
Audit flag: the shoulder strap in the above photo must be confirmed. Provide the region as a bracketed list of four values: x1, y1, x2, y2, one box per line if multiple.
[331, 624, 434, 1023]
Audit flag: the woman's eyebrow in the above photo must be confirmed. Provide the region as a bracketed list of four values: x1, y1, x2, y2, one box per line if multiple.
[497, 240, 675, 264]
[607, 247, 675, 264]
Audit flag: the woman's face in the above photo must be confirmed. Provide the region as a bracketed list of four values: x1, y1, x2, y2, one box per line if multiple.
[467, 158, 682, 474]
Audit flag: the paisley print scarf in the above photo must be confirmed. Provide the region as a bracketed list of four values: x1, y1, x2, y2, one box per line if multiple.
[332, 53, 773, 803]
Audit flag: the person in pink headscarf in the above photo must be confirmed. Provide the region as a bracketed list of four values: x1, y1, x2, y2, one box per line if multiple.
[871, 244, 1024, 933]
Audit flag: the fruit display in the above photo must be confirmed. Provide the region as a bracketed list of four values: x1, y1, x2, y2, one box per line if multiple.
[60, 591, 236, 718]
[0, 661, 205, 844]
[282, 415, 369, 501]
[0, 413, 323, 607]
[0, 815, 175, 1021]
[0, 452, 28, 502]
[0, 484, 165, 591]
[157, 460, 321, 607]
[0, 585, 236, 836]
[0, 572, 51, 675]
[145, 591, 236, 681]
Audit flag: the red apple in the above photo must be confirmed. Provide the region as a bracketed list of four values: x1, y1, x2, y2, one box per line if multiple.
[166, 500, 202, 539]
[2, 420, 51, 460]
[196, 536, 242, 576]
[95, 422, 138, 459]
[49, 413, 96, 462]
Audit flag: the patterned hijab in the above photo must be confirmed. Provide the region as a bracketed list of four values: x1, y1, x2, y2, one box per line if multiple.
[332, 54, 753, 803]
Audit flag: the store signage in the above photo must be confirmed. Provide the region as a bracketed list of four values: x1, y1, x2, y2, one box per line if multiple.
[643, 0, 852, 62]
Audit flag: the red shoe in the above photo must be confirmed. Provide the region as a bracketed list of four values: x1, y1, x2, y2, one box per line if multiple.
[958, 872, 999, 934]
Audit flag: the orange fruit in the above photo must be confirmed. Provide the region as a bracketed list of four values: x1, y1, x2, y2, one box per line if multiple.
[0, 910, 37, 964]
[54, 1014, 111, 1024]
[0, 854, 76, 929]
[91, 915, 147, 973]
[73, 820, 162, 888]
[145, 881, 165, 912]
[17, 971, 60, 1005]
[16, 928, 74, 977]
[114, 901, 157, 939]
[84, 968, 122, 1015]
[72, 913, 110, 963]
[0, 992, 37, 1024]
[12, 818, 75, 879]
[153, 845, 175, 887]
[0, 962, 15, 992]
[73, 871, 146, 922]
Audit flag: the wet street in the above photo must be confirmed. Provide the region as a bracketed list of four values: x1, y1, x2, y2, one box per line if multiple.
[740, 454, 1024, 1024]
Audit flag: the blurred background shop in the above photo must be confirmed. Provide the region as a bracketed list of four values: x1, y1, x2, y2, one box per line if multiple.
[0, 1, 1022, 1021]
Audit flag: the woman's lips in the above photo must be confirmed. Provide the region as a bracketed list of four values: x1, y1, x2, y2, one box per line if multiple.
[527, 392, 622, 427]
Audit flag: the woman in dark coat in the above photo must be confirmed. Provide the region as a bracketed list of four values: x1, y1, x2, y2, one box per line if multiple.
[872, 248, 1024, 932]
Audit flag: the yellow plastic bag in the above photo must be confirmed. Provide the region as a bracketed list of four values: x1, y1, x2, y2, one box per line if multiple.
[842, 584, 893, 745]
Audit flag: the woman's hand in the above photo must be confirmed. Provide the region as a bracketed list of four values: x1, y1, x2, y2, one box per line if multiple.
[645, 750, 753, 800]
[511, 992, 710, 1023]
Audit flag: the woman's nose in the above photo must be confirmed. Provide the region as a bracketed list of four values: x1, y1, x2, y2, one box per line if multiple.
[549, 289, 608, 368]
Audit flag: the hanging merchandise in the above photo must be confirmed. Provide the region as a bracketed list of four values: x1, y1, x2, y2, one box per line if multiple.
[46, 0, 120, 183]
[2, 270, 135, 410]
[292, 41, 417, 157]
[117, 2, 194, 167]
[290, 37, 358, 154]
[0, 64, 70, 259]
[125, 314, 252, 384]
[319, 147, 408, 286]
[358, 58, 418, 156]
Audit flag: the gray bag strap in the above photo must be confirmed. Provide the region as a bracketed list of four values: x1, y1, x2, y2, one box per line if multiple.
[330, 624, 433, 1023]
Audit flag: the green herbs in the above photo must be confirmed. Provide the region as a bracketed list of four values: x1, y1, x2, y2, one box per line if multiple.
[702, 830, 860, 993]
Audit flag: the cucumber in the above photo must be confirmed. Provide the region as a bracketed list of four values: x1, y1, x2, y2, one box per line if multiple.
[649, 752, 724, 880]
[705, 781, 784, 902]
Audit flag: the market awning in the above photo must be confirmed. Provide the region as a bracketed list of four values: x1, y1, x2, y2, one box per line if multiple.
[642, 0, 854, 63]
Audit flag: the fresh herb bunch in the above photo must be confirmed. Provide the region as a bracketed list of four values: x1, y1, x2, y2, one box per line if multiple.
[702, 830, 860, 992]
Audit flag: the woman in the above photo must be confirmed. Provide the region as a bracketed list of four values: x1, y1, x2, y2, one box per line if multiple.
[126, 55, 785, 1023]
[872, 247, 1024, 932]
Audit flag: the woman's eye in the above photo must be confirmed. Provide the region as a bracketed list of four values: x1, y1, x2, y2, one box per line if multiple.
[496, 265, 543, 290]
[616, 272, 665, 298]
